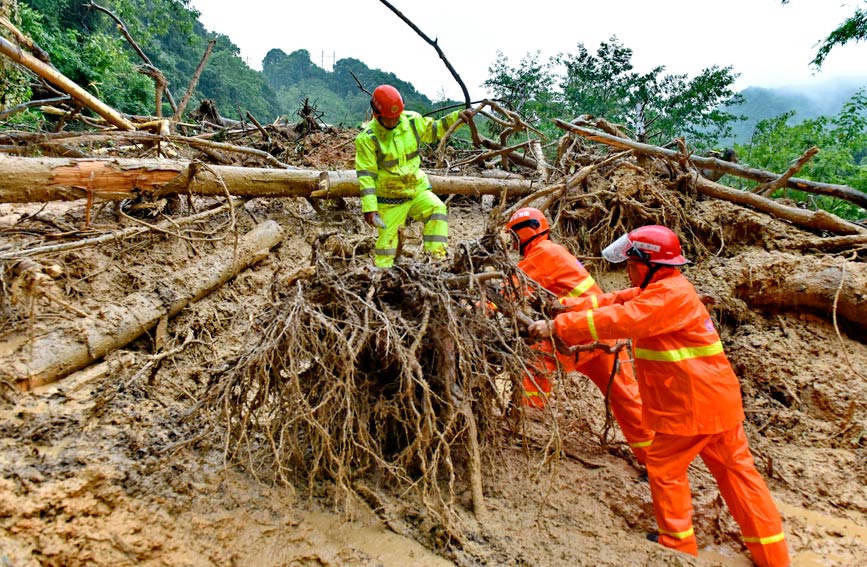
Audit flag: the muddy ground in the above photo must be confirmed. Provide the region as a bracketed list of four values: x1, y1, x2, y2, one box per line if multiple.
[0, 129, 866, 567]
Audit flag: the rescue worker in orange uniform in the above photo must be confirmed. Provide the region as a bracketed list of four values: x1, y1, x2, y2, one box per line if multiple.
[527, 225, 790, 567]
[506, 208, 653, 464]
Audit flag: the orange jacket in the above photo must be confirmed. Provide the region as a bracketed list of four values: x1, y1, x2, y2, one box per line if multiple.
[553, 269, 744, 435]
[519, 238, 602, 301]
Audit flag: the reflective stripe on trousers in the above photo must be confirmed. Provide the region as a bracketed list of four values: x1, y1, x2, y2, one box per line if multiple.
[646, 426, 790, 567]
[374, 190, 448, 268]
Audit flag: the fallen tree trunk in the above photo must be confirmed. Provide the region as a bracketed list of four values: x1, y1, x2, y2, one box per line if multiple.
[554, 120, 867, 211]
[692, 173, 867, 235]
[2, 220, 285, 390]
[0, 155, 537, 203]
[0, 36, 135, 131]
[721, 251, 867, 335]
[0, 198, 241, 261]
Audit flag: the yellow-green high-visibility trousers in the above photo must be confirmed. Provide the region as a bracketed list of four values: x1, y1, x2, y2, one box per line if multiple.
[374, 190, 448, 268]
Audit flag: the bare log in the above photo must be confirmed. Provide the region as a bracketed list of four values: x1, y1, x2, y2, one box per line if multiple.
[3, 129, 298, 169]
[752, 146, 818, 196]
[0, 199, 242, 260]
[719, 251, 867, 333]
[0, 95, 71, 120]
[86, 1, 177, 114]
[0, 36, 135, 131]
[550, 121, 865, 236]
[173, 39, 215, 123]
[0, 15, 50, 63]
[693, 173, 866, 235]
[0, 155, 538, 203]
[2, 220, 285, 390]
[377, 0, 470, 107]
[554, 120, 867, 211]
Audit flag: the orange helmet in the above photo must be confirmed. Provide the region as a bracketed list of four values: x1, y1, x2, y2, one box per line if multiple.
[370, 85, 404, 119]
[506, 207, 550, 253]
[602, 225, 688, 266]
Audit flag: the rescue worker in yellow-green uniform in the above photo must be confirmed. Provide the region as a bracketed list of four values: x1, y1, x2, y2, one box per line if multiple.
[355, 84, 474, 268]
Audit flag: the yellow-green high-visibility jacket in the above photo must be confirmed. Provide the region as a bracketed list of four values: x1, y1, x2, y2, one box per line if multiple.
[355, 109, 462, 213]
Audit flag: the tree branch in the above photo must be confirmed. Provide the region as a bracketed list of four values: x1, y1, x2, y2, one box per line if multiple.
[377, 0, 471, 107]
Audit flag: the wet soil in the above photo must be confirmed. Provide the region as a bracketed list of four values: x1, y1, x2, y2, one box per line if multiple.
[0, 130, 865, 567]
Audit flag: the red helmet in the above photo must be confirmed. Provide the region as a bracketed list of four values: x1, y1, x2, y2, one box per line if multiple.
[370, 85, 404, 119]
[602, 225, 688, 266]
[506, 207, 550, 252]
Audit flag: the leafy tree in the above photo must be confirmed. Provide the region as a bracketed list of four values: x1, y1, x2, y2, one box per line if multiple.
[558, 38, 634, 120]
[783, 0, 867, 68]
[484, 50, 559, 118]
[557, 37, 744, 146]
[484, 37, 743, 149]
[735, 90, 867, 220]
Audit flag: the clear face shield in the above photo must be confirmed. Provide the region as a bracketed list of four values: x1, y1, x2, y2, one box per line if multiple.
[601, 233, 634, 263]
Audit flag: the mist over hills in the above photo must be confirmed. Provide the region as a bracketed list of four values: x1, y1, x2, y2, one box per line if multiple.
[723, 76, 867, 145]
[262, 47, 866, 144]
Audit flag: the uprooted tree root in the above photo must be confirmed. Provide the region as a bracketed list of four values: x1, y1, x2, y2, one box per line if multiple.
[542, 158, 719, 263]
[199, 235, 559, 548]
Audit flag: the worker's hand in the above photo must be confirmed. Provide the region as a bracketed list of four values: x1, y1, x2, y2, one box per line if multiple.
[364, 212, 386, 229]
[544, 296, 567, 316]
[527, 319, 553, 339]
[459, 109, 476, 124]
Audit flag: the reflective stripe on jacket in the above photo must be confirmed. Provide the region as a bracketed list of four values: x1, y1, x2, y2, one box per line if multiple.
[518, 238, 601, 301]
[553, 270, 744, 435]
[355, 110, 462, 213]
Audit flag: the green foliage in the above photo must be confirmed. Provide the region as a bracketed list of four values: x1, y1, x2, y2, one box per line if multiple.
[16, 0, 279, 122]
[0, 61, 31, 110]
[483, 50, 561, 139]
[484, 36, 744, 149]
[558, 38, 634, 119]
[195, 38, 281, 121]
[262, 50, 436, 126]
[18, 3, 153, 115]
[734, 90, 867, 220]
[557, 37, 743, 147]
[1, 0, 30, 108]
[813, 7, 867, 68]
[782, 0, 867, 69]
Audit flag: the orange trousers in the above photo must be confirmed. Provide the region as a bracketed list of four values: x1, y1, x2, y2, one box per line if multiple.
[646, 425, 790, 567]
[524, 340, 654, 464]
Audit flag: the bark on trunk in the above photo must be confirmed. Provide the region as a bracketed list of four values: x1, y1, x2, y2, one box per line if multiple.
[693, 174, 866, 236]
[3, 220, 285, 390]
[554, 120, 867, 211]
[719, 252, 867, 334]
[0, 36, 135, 131]
[0, 155, 537, 203]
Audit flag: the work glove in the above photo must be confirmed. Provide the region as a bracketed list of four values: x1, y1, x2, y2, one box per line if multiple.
[364, 211, 386, 229]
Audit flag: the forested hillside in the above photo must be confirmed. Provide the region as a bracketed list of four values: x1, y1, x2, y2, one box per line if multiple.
[260, 48, 438, 127]
[9, 0, 440, 127]
[724, 79, 867, 145]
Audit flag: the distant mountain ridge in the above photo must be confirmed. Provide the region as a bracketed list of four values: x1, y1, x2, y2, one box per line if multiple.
[723, 77, 867, 145]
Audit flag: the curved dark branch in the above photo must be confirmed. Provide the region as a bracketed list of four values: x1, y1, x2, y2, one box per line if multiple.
[376, 0, 471, 108]
[86, 1, 177, 113]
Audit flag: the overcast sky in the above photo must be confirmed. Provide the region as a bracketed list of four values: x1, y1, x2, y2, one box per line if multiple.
[190, 0, 867, 101]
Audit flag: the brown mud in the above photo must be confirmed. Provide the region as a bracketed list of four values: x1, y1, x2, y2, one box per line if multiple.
[0, 128, 865, 567]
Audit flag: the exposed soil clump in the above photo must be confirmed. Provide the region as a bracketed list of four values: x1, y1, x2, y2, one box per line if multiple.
[1, 126, 865, 567]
